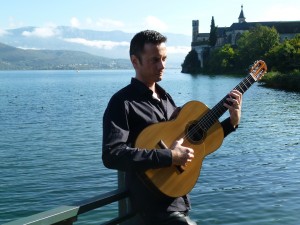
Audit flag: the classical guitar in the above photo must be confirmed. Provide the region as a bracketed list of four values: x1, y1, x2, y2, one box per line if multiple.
[135, 60, 267, 198]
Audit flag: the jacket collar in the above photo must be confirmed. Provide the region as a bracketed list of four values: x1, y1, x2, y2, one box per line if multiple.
[131, 78, 167, 98]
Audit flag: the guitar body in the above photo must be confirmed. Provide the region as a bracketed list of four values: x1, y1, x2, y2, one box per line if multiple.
[135, 101, 224, 197]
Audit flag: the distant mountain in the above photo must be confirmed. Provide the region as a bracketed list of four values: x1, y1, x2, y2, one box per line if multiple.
[0, 42, 131, 70]
[0, 26, 191, 67]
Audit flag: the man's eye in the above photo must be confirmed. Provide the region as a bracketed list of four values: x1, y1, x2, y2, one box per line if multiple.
[152, 57, 166, 63]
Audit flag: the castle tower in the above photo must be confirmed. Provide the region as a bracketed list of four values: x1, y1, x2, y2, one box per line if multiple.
[192, 20, 199, 42]
[238, 5, 246, 23]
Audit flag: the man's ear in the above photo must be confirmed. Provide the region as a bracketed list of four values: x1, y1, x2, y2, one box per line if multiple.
[130, 55, 139, 69]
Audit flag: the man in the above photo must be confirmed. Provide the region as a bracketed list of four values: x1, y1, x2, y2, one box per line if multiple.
[102, 30, 242, 225]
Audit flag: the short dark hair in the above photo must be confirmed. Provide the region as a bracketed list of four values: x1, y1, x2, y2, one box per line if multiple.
[129, 30, 167, 60]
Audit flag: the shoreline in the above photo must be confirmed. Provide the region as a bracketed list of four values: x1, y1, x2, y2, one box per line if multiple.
[260, 71, 300, 92]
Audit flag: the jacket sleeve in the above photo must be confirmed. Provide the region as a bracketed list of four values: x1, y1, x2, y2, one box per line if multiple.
[221, 117, 238, 138]
[102, 96, 172, 172]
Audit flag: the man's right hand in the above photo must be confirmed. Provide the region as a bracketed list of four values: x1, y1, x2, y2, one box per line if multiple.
[171, 138, 194, 166]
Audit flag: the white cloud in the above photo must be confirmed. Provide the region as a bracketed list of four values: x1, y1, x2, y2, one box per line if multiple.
[143, 16, 168, 31]
[95, 18, 124, 30]
[22, 25, 59, 38]
[17, 46, 41, 50]
[63, 38, 129, 50]
[167, 46, 190, 54]
[78, 17, 124, 31]
[0, 28, 8, 36]
[70, 17, 80, 28]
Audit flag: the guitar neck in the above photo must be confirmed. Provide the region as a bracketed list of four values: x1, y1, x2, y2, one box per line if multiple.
[199, 74, 256, 131]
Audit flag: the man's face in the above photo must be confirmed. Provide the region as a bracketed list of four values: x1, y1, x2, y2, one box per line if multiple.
[133, 42, 167, 86]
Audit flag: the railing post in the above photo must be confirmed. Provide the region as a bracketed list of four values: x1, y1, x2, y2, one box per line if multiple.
[118, 171, 130, 224]
[118, 171, 128, 216]
[118, 171, 144, 225]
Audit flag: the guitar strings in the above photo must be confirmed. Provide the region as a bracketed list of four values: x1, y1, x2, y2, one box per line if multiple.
[183, 74, 256, 142]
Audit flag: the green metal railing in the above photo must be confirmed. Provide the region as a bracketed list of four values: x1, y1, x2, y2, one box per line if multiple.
[3, 173, 136, 225]
[3, 188, 135, 225]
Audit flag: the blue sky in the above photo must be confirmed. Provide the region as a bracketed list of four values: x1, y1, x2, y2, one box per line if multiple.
[1, 0, 300, 36]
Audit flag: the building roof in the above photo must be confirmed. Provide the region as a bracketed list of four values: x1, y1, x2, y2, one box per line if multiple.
[229, 21, 300, 33]
[216, 27, 229, 36]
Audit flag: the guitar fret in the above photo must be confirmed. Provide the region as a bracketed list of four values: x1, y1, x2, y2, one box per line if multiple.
[238, 84, 245, 93]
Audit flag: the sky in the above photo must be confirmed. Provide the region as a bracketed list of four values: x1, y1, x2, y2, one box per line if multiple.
[1, 0, 300, 37]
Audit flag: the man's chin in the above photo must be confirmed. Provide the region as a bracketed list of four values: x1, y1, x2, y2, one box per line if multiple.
[156, 76, 163, 82]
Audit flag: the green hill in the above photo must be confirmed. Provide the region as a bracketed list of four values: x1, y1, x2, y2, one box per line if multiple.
[0, 42, 131, 70]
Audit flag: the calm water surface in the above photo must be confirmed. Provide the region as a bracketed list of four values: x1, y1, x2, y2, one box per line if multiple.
[0, 70, 299, 224]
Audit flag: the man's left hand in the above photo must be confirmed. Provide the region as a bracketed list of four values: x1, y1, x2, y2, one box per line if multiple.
[224, 90, 242, 128]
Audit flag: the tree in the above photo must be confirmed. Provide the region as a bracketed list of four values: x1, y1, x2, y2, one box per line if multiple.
[236, 25, 280, 69]
[209, 16, 218, 47]
[181, 49, 201, 74]
[266, 34, 300, 72]
[205, 44, 236, 73]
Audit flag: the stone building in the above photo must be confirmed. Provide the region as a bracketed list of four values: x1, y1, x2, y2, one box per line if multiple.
[192, 5, 300, 67]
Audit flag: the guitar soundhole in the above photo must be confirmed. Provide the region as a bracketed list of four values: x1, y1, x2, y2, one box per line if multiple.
[186, 121, 206, 144]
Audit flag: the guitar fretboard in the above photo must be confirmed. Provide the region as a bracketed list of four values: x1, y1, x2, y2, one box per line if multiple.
[198, 74, 256, 132]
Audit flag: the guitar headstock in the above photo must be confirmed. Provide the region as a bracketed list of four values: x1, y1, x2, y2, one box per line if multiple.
[249, 60, 267, 81]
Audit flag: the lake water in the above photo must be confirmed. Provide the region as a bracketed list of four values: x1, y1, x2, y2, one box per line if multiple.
[0, 70, 299, 225]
